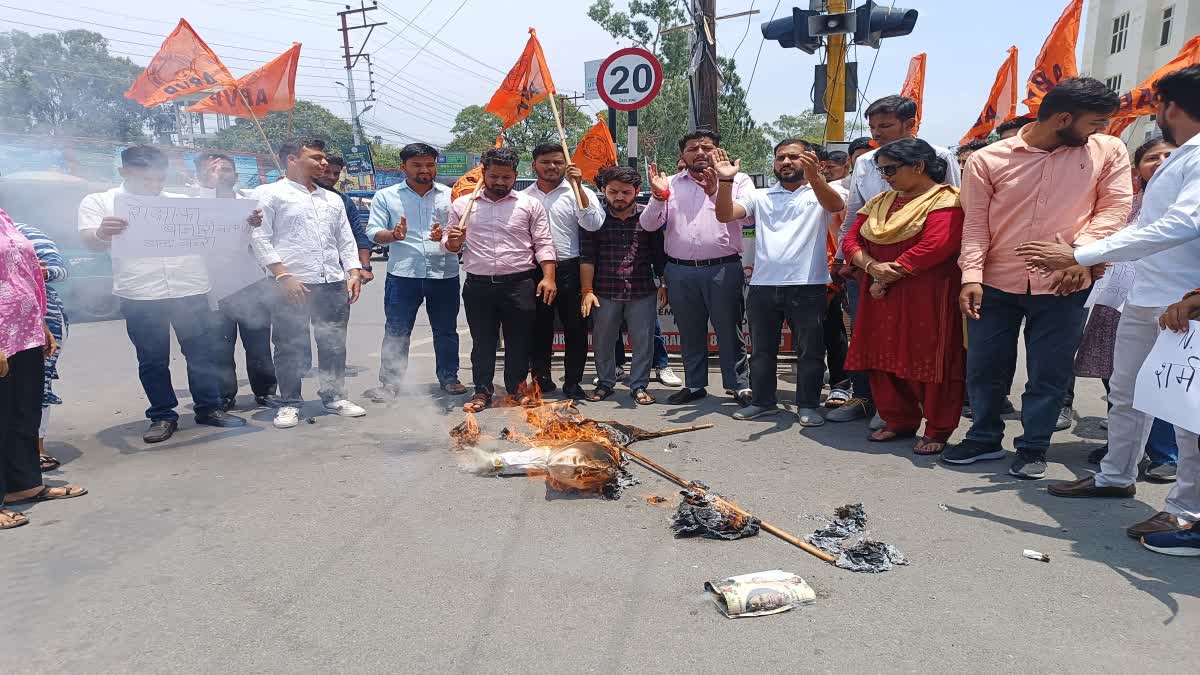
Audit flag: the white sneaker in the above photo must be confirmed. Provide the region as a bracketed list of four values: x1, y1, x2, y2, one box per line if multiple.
[274, 406, 300, 429]
[324, 399, 367, 417]
[656, 366, 683, 387]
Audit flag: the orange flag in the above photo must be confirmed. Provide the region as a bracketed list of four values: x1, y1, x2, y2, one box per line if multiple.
[1106, 35, 1200, 137]
[124, 19, 235, 108]
[187, 43, 301, 118]
[1022, 0, 1082, 116]
[485, 28, 556, 131]
[899, 53, 926, 135]
[452, 165, 484, 203]
[961, 47, 1019, 144]
[572, 114, 618, 184]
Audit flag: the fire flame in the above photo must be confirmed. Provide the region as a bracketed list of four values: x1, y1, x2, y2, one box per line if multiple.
[450, 411, 481, 449]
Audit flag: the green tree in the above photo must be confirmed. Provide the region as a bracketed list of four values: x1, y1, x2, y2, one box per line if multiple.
[0, 29, 154, 141]
[446, 98, 592, 158]
[586, 0, 772, 174]
[762, 112, 827, 145]
[207, 99, 356, 155]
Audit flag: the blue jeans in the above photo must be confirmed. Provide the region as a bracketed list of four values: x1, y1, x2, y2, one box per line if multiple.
[120, 294, 222, 421]
[381, 275, 461, 387]
[615, 318, 669, 370]
[965, 285, 1088, 455]
[845, 277, 873, 402]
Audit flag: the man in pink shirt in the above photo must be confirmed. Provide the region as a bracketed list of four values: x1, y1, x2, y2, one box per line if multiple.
[943, 78, 1132, 479]
[443, 147, 557, 412]
[641, 130, 754, 406]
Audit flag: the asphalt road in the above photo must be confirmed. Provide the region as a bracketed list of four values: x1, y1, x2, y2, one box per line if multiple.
[3, 278, 1198, 673]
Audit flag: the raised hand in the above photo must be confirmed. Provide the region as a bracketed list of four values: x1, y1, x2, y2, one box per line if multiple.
[565, 163, 584, 183]
[429, 222, 443, 242]
[797, 150, 823, 182]
[698, 167, 720, 195]
[710, 148, 740, 179]
[246, 208, 264, 227]
[648, 162, 671, 197]
[392, 216, 408, 241]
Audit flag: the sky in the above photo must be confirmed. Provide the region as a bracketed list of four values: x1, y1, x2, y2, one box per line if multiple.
[0, 0, 1091, 150]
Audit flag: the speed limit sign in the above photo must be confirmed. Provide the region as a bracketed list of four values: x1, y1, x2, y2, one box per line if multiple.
[596, 47, 663, 111]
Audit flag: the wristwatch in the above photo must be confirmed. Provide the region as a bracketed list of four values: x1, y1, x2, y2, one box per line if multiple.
[361, 265, 373, 272]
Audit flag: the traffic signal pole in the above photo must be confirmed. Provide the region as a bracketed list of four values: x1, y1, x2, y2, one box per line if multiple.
[825, 0, 848, 142]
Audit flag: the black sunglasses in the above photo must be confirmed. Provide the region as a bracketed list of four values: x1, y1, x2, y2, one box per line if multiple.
[875, 164, 904, 177]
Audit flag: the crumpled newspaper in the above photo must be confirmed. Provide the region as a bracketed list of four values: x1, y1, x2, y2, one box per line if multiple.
[704, 570, 816, 618]
[805, 503, 909, 573]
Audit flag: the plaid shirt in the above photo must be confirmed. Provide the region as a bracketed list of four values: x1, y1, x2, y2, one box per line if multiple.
[582, 206, 661, 301]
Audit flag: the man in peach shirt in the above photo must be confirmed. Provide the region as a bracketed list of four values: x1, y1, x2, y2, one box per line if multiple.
[942, 78, 1132, 479]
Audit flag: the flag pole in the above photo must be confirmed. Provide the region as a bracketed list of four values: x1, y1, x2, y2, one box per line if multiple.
[236, 89, 284, 174]
[546, 91, 585, 207]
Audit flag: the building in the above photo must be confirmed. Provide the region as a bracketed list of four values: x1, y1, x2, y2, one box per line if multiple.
[1080, 0, 1200, 145]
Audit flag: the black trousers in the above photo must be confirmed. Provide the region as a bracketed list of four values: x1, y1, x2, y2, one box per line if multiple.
[747, 284, 827, 408]
[215, 279, 278, 402]
[1, 347, 44, 498]
[271, 281, 350, 405]
[823, 289, 848, 386]
[463, 275, 537, 397]
[531, 259, 586, 387]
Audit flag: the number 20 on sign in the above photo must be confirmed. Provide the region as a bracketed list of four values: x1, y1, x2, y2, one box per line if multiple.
[597, 47, 663, 112]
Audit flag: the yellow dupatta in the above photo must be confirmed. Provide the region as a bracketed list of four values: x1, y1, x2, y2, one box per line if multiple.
[857, 184, 961, 245]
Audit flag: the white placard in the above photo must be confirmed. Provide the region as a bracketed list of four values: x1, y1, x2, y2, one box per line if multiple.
[1133, 321, 1200, 435]
[112, 194, 259, 259]
[1084, 261, 1135, 311]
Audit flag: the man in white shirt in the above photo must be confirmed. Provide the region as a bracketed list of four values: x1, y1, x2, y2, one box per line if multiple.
[1016, 66, 1200, 550]
[830, 96, 961, 425]
[193, 152, 279, 411]
[521, 142, 605, 400]
[78, 145, 247, 443]
[714, 139, 845, 427]
[251, 139, 366, 429]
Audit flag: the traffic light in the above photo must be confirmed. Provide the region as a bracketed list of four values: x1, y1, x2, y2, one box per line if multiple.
[760, 8, 821, 55]
[853, 0, 918, 48]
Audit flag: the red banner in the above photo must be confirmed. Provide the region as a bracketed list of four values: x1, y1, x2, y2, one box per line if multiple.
[899, 53, 926, 135]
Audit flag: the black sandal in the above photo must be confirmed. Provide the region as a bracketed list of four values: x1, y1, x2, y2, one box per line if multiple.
[586, 385, 614, 402]
[39, 455, 61, 472]
[4, 485, 88, 505]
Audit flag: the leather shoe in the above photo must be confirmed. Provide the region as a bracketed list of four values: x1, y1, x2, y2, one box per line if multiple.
[561, 384, 587, 401]
[666, 388, 707, 405]
[195, 410, 248, 428]
[534, 377, 557, 394]
[143, 420, 178, 444]
[1047, 476, 1135, 498]
[255, 394, 284, 409]
[1126, 511, 1188, 539]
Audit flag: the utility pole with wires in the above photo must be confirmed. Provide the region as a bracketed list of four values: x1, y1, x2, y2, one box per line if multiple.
[692, 0, 720, 132]
[338, 1, 386, 145]
[825, 0, 849, 141]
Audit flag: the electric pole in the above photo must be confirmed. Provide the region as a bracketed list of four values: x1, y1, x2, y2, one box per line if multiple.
[692, 0, 720, 132]
[338, 1, 386, 145]
[825, 0, 848, 142]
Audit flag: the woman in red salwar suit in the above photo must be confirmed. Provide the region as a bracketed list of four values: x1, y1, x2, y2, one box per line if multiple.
[842, 139, 965, 455]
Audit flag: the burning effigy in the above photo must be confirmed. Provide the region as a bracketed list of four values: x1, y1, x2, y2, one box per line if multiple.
[449, 401, 843, 565]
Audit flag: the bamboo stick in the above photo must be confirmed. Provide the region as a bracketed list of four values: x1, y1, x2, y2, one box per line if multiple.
[237, 89, 283, 175]
[620, 445, 837, 564]
[546, 92, 585, 208]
